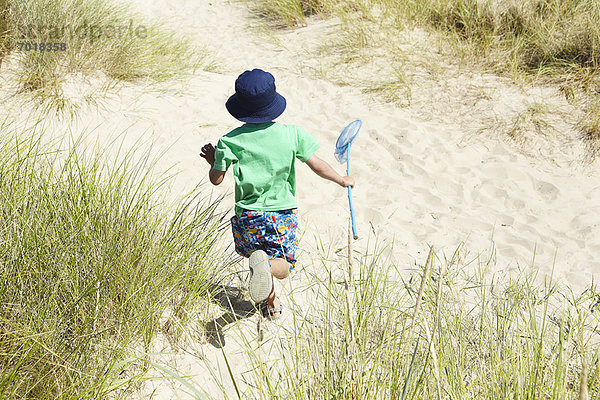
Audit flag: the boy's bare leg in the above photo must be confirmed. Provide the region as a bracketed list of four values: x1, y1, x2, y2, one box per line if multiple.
[265, 258, 290, 317]
[270, 258, 290, 280]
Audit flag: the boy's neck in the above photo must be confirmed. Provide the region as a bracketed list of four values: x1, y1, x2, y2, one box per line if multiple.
[245, 121, 274, 126]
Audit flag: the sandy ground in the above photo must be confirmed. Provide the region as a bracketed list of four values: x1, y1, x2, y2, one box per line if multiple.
[1, 0, 599, 398]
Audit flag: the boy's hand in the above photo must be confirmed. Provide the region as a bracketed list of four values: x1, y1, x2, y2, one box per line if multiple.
[200, 143, 216, 166]
[340, 176, 355, 188]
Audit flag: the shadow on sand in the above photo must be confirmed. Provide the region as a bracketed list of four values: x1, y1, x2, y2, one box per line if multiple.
[204, 284, 258, 348]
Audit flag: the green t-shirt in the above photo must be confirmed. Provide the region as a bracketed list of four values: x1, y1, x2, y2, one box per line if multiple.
[213, 122, 320, 216]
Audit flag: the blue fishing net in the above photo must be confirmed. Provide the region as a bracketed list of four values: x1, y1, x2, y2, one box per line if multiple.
[334, 120, 361, 164]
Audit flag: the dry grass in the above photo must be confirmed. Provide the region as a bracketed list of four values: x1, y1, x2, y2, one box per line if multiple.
[241, 243, 600, 399]
[581, 94, 600, 159]
[0, 120, 227, 398]
[0, 0, 8, 62]
[253, 0, 600, 160]
[260, 0, 600, 75]
[2, 0, 213, 114]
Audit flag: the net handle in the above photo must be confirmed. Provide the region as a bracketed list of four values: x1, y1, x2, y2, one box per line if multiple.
[347, 156, 358, 240]
[338, 120, 360, 240]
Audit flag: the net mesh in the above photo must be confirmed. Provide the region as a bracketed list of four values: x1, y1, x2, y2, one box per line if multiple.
[334, 120, 361, 164]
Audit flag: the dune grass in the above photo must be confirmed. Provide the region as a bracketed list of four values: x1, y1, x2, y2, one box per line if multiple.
[2, 0, 211, 113]
[253, 0, 600, 157]
[248, 0, 333, 26]
[239, 242, 599, 399]
[0, 120, 227, 398]
[582, 94, 600, 159]
[0, 0, 8, 63]
[255, 0, 600, 74]
[381, 0, 600, 77]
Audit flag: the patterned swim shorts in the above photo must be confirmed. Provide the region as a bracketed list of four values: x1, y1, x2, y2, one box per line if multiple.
[231, 209, 298, 269]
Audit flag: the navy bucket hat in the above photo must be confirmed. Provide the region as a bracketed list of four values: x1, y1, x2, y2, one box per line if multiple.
[226, 69, 287, 124]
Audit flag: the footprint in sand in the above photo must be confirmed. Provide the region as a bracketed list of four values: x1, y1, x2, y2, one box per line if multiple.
[506, 197, 526, 210]
[433, 176, 464, 198]
[480, 163, 509, 180]
[363, 207, 385, 225]
[479, 182, 508, 200]
[585, 185, 600, 201]
[533, 179, 560, 201]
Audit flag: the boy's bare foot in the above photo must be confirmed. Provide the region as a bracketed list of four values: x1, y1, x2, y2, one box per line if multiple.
[263, 289, 281, 320]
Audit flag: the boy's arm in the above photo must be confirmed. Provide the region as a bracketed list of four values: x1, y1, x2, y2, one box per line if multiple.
[305, 154, 355, 188]
[200, 143, 226, 185]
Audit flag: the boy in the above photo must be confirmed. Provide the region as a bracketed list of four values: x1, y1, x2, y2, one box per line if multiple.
[200, 69, 354, 319]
